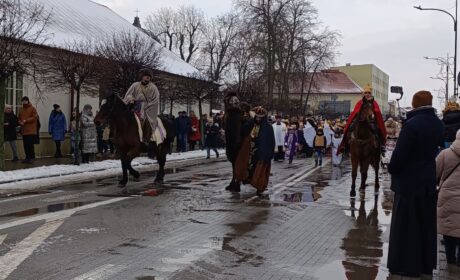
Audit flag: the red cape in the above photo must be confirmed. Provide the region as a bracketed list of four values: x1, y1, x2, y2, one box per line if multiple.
[338, 99, 387, 154]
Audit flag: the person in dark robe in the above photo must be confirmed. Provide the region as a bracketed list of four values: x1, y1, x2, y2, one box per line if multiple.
[387, 90, 444, 278]
[233, 106, 275, 195]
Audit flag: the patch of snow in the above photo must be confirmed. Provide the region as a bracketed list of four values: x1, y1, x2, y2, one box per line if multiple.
[0, 150, 225, 192]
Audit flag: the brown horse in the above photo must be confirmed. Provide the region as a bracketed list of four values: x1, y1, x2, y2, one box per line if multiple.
[94, 93, 175, 191]
[349, 99, 381, 197]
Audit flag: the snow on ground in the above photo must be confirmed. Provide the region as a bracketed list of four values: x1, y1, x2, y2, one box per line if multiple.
[0, 150, 224, 193]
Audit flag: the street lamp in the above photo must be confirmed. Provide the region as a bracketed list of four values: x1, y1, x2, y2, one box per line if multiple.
[415, 1, 458, 98]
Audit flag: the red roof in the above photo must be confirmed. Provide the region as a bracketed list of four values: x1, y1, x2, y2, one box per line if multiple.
[288, 70, 363, 95]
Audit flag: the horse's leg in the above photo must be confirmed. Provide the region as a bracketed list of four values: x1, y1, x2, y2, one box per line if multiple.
[360, 160, 370, 194]
[154, 144, 165, 185]
[118, 158, 128, 188]
[127, 158, 140, 181]
[350, 153, 358, 197]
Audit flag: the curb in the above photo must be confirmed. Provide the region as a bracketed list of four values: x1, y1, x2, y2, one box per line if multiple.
[0, 155, 227, 196]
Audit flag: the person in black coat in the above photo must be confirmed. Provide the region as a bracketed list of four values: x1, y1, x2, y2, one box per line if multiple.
[204, 119, 219, 159]
[4, 105, 19, 161]
[442, 101, 460, 147]
[387, 91, 445, 278]
[175, 111, 191, 152]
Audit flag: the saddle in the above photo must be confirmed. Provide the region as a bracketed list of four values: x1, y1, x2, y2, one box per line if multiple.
[133, 114, 167, 144]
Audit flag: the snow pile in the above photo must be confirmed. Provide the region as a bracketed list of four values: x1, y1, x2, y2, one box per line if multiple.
[0, 149, 225, 185]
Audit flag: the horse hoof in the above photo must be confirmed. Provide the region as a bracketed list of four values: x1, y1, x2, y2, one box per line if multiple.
[118, 181, 127, 188]
[350, 190, 356, 197]
[132, 176, 140, 182]
[154, 180, 163, 187]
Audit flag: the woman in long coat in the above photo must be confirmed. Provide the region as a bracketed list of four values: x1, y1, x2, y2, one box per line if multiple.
[188, 111, 201, 151]
[436, 129, 460, 265]
[387, 91, 444, 278]
[48, 104, 67, 158]
[80, 104, 97, 163]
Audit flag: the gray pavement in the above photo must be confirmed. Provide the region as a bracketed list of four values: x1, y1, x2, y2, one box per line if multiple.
[0, 157, 459, 280]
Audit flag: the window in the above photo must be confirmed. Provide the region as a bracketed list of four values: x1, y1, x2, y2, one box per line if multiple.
[5, 72, 24, 114]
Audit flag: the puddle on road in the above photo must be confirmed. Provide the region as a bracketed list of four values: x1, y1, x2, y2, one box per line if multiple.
[0, 190, 52, 199]
[0, 200, 101, 220]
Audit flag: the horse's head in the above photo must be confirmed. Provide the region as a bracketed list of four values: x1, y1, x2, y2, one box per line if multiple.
[358, 98, 374, 122]
[224, 92, 240, 111]
[94, 93, 120, 126]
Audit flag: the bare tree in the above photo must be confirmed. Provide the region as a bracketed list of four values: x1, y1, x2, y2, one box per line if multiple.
[0, 0, 51, 170]
[145, 5, 206, 65]
[145, 7, 177, 51]
[41, 41, 102, 164]
[96, 31, 162, 96]
[155, 79, 188, 116]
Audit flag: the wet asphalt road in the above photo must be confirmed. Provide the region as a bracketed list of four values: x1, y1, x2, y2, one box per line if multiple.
[0, 157, 459, 280]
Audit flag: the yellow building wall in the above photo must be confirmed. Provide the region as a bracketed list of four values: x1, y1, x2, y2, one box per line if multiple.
[334, 64, 390, 115]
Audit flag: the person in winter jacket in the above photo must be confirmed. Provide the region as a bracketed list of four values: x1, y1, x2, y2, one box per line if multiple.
[272, 115, 287, 161]
[204, 119, 219, 159]
[436, 129, 460, 266]
[442, 101, 460, 148]
[80, 104, 97, 163]
[48, 104, 67, 158]
[175, 111, 191, 152]
[313, 127, 327, 167]
[4, 105, 19, 161]
[18, 96, 38, 164]
[284, 125, 298, 164]
[188, 111, 201, 151]
[387, 91, 445, 278]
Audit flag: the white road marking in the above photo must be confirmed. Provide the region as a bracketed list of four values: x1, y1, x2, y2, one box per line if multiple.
[0, 191, 63, 204]
[244, 163, 315, 203]
[0, 219, 65, 280]
[0, 197, 130, 231]
[71, 264, 126, 280]
[245, 160, 331, 203]
[272, 159, 331, 195]
[0, 234, 6, 246]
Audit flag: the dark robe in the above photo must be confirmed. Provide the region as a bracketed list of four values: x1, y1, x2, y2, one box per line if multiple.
[387, 107, 444, 276]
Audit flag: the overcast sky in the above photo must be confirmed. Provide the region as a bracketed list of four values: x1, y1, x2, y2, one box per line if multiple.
[95, 0, 459, 109]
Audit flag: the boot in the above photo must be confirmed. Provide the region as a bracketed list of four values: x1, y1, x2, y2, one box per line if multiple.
[315, 159, 318, 167]
[147, 142, 156, 159]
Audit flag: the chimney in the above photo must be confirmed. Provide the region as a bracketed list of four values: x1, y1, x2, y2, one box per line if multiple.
[133, 16, 142, 28]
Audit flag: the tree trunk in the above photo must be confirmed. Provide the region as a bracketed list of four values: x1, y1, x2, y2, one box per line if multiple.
[169, 98, 174, 116]
[74, 87, 81, 165]
[0, 77, 6, 170]
[198, 98, 205, 147]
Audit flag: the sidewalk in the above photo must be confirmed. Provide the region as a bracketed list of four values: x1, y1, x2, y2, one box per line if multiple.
[0, 149, 225, 195]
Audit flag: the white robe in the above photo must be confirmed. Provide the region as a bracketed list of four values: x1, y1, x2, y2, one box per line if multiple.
[331, 135, 343, 165]
[323, 123, 334, 147]
[303, 122, 316, 148]
[272, 122, 287, 147]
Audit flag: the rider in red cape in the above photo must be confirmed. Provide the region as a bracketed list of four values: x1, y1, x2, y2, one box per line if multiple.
[337, 84, 387, 155]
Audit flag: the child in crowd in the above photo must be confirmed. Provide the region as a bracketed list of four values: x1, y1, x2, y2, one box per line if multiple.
[313, 127, 327, 167]
[284, 124, 298, 164]
[331, 129, 343, 167]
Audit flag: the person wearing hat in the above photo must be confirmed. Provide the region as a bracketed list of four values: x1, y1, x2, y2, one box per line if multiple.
[313, 127, 327, 167]
[123, 68, 160, 143]
[248, 106, 275, 195]
[4, 104, 19, 161]
[387, 91, 444, 278]
[80, 104, 97, 163]
[284, 124, 298, 164]
[18, 96, 38, 164]
[272, 115, 287, 161]
[337, 84, 387, 155]
[48, 104, 67, 158]
[442, 100, 460, 148]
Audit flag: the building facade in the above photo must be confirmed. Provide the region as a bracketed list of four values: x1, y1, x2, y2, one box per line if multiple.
[333, 64, 390, 114]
